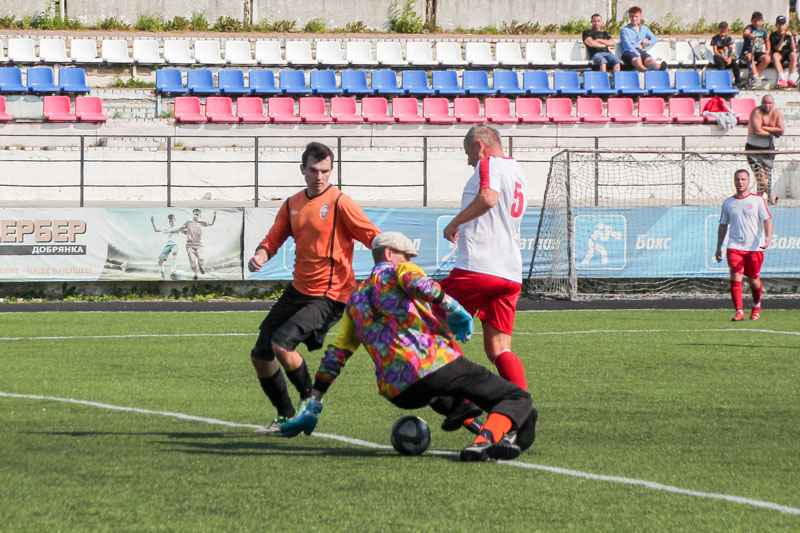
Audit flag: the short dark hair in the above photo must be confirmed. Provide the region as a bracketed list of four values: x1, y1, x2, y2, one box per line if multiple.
[192, 209, 201, 214]
[751, 11, 763, 21]
[168, 214, 175, 219]
[628, 6, 642, 16]
[371, 247, 387, 263]
[301, 142, 335, 167]
[734, 169, 750, 179]
[718, 21, 728, 30]
[591, 13, 602, 19]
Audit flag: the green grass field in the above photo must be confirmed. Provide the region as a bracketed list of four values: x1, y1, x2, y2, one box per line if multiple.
[2, 309, 799, 532]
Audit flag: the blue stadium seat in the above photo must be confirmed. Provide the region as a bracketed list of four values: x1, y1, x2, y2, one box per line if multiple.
[431, 70, 465, 96]
[0, 67, 28, 93]
[187, 69, 218, 95]
[59, 68, 92, 94]
[704, 70, 740, 96]
[371, 70, 404, 95]
[340, 70, 374, 95]
[217, 69, 251, 96]
[309, 70, 343, 95]
[248, 70, 280, 96]
[613, 71, 647, 96]
[156, 69, 187, 95]
[644, 71, 678, 96]
[401, 70, 435, 96]
[462, 70, 496, 95]
[279, 69, 310, 95]
[27, 67, 60, 94]
[553, 70, 586, 95]
[492, 70, 525, 96]
[582, 71, 617, 95]
[522, 71, 555, 96]
[674, 70, 707, 95]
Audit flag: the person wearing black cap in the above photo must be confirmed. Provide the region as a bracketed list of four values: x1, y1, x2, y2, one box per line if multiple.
[769, 15, 798, 88]
[741, 11, 772, 88]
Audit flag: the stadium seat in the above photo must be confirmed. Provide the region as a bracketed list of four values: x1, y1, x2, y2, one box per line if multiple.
[163, 39, 195, 64]
[674, 70, 707, 96]
[75, 96, 108, 122]
[371, 70, 404, 95]
[432, 70, 465, 96]
[132, 39, 164, 64]
[218, 69, 251, 96]
[341, 70, 374, 95]
[606, 97, 641, 122]
[705, 70, 740, 96]
[515, 98, 549, 123]
[613, 71, 647, 96]
[376, 42, 407, 66]
[637, 97, 671, 122]
[101, 40, 132, 64]
[187, 69, 218, 95]
[401, 70, 435, 96]
[698, 97, 721, 123]
[173, 96, 206, 122]
[462, 70, 495, 95]
[576, 97, 609, 122]
[545, 97, 579, 122]
[360, 96, 394, 122]
[345, 41, 377, 66]
[554, 42, 588, 67]
[248, 70, 280, 96]
[730, 97, 756, 124]
[315, 41, 347, 66]
[59, 67, 92, 93]
[194, 40, 225, 65]
[453, 97, 486, 123]
[0, 67, 28, 93]
[27, 68, 59, 94]
[526, 42, 557, 67]
[0, 96, 12, 121]
[70, 39, 101, 63]
[330, 96, 363, 123]
[392, 97, 424, 123]
[668, 97, 704, 123]
[40, 39, 70, 63]
[156, 69, 187, 95]
[267, 97, 301, 122]
[553, 70, 586, 95]
[285, 41, 316, 66]
[0, 43, 7, 62]
[309, 70, 342, 95]
[236, 96, 269, 122]
[523, 70, 555, 96]
[279, 69, 310, 95]
[422, 97, 456, 123]
[299, 97, 332, 123]
[647, 42, 678, 67]
[225, 40, 256, 66]
[644, 71, 677, 96]
[255, 41, 287, 66]
[675, 41, 710, 67]
[7, 38, 39, 63]
[484, 97, 518, 123]
[435, 42, 467, 66]
[406, 42, 436, 66]
[43, 95, 76, 121]
[583, 71, 617, 96]
[465, 42, 496, 66]
[492, 70, 525, 96]
[496, 42, 527, 66]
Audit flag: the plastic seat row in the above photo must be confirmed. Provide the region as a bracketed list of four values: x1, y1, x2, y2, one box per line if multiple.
[41, 95, 108, 121]
[0, 66, 91, 94]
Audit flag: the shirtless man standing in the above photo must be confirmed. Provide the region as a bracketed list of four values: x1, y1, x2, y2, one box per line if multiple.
[746, 95, 784, 205]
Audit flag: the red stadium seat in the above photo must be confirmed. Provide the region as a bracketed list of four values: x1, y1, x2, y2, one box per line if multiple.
[515, 98, 548, 123]
[484, 97, 518, 123]
[173, 96, 206, 123]
[453, 97, 486, 123]
[0, 96, 10, 121]
[299, 97, 332, 123]
[698, 97, 720, 123]
[236, 97, 269, 122]
[730, 97, 756, 124]
[330, 97, 363, 123]
[606, 97, 640, 122]
[43, 95, 76, 122]
[267, 97, 301, 123]
[669, 97, 704, 123]
[75, 96, 109, 122]
[545, 97, 579, 122]
[422, 97, 455, 123]
[637, 97, 670, 123]
[576, 97, 609, 123]
[392, 97, 424, 123]
[361, 97, 394, 123]
[205, 96, 238, 122]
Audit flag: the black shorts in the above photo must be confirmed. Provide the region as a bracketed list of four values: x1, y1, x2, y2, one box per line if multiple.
[250, 283, 345, 360]
[621, 50, 651, 68]
[745, 143, 776, 174]
[775, 47, 795, 65]
[753, 51, 769, 63]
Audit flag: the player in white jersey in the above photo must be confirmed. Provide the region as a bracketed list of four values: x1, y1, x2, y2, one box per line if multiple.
[151, 214, 184, 279]
[715, 169, 772, 321]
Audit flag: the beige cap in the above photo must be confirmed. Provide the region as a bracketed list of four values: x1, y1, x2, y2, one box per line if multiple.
[371, 231, 418, 257]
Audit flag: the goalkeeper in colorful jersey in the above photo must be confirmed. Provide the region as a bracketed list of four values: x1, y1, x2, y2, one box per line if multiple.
[280, 232, 537, 462]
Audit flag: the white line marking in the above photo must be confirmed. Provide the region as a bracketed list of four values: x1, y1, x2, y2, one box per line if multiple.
[2, 390, 799, 516]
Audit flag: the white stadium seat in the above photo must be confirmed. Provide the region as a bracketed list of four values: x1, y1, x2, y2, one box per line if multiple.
[194, 40, 225, 65]
[406, 41, 436, 66]
[648, 41, 678, 67]
[225, 40, 256, 65]
[132, 39, 164, 64]
[163, 39, 195, 64]
[465, 42, 496, 66]
[101, 40, 132, 64]
[526, 42, 557, 67]
[345, 41, 377, 65]
[376, 41, 407, 66]
[495, 42, 527, 66]
[8, 38, 39, 63]
[39, 39, 71, 63]
[255, 41, 287, 65]
[435, 42, 466, 66]
[285, 41, 315, 66]
[315, 41, 347, 66]
[675, 41, 710, 67]
[70, 39, 102, 63]
[554, 41, 587, 66]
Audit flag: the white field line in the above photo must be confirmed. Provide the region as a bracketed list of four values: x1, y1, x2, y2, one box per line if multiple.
[1, 390, 799, 517]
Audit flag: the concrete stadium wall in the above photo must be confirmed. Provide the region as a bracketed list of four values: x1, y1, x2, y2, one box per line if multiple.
[613, 1, 789, 25]
[434, 0, 610, 30]
[0, 0, 52, 18]
[253, 0, 422, 31]
[64, 0, 245, 25]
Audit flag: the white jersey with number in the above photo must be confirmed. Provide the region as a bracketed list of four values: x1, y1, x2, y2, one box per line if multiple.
[454, 156, 527, 282]
[719, 193, 771, 251]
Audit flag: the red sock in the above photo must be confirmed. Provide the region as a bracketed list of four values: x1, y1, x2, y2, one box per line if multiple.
[473, 413, 512, 444]
[751, 283, 762, 307]
[730, 280, 743, 311]
[494, 351, 527, 391]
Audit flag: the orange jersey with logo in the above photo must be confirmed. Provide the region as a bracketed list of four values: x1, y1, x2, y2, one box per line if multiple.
[256, 185, 381, 303]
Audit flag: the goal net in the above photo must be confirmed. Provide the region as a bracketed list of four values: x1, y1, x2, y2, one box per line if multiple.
[525, 149, 800, 299]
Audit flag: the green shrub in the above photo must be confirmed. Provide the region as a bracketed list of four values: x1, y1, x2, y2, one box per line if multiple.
[97, 17, 130, 30]
[560, 18, 590, 34]
[109, 76, 155, 89]
[190, 11, 209, 31]
[303, 18, 327, 33]
[501, 20, 539, 34]
[164, 16, 190, 31]
[212, 16, 242, 32]
[341, 20, 367, 33]
[0, 14, 14, 28]
[389, 0, 423, 33]
[134, 13, 164, 32]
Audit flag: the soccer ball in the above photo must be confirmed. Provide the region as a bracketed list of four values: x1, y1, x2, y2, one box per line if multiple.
[390, 415, 431, 456]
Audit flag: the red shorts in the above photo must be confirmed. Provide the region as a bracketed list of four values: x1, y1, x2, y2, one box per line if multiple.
[439, 268, 521, 335]
[726, 249, 764, 278]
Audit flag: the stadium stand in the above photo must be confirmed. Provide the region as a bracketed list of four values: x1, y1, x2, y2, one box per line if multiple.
[730, 97, 756, 124]
[606, 97, 641, 122]
[526, 42, 558, 68]
[669, 97, 705, 123]
[346, 41, 378, 66]
[164, 39, 195, 64]
[392, 97, 424, 123]
[75, 96, 109, 122]
[554, 42, 587, 67]
[248, 70, 280, 95]
[675, 41, 709, 67]
[27, 67, 59, 94]
[0, 96, 11, 121]
[0, 67, 28, 93]
[705, 70, 740, 96]
[431, 70, 465, 95]
[553, 70, 586, 96]
[218, 69, 251, 96]
[406, 42, 437, 66]
[496, 42, 527, 67]
[546, 97, 580, 122]
[675, 70, 707, 95]
[453, 97, 486, 123]
[156, 69, 187, 95]
[435, 42, 467, 66]
[372, 70, 404, 95]
[309, 70, 343, 95]
[422, 97, 456, 123]
[462, 70, 495, 95]
[465, 42, 496, 66]
[614, 71, 647, 96]
[173, 96, 206, 122]
[493, 70, 525, 96]
[341, 69, 374, 95]
[515, 97, 549, 123]
[225, 41, 256, 65]
[236, 96, 269, 122]
[523, 70, 556, 96]
[638, 96, 671, 122]
[187, 69, 218, 95]
[43, 95, 76, 121]
[268, 97, 301, 122]
[255, 41, 287, 66]
[40, 39, 70, 63]
[194, 40, 225, 65]
[71, 39, 102, 63]
[315, 41, 347, 66]
[376, 42, 407, 66]
[299, 96, 333, 123]
[285, 41, 316, 66]
[402, 70, 435, 96]
[279, 69, 311, 95]
[360, 96, 394, 122]
[484, 97, 518, 123]
[583, 71, 617, 96]
[329, 96, 363, 122]
[59, 68, 92, 93]
[644, 70, 678, 96]
[132, 39, 164, 64]
[205, 96, 238, 122]
[576, 97, 610, 122]
[8, 38, 39, 63]
[102, 40, 133, 64]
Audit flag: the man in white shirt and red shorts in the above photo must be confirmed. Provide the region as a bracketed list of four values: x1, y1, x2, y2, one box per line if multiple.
[715, 169, 773, 321]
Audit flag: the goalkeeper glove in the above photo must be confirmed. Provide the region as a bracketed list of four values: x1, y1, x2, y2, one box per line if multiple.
[441, 295, 474, 342]
[280, 397, 323, 438]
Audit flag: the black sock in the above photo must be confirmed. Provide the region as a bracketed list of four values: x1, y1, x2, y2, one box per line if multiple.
[259, 370, 295, 418]
[285, 359, 312, 400]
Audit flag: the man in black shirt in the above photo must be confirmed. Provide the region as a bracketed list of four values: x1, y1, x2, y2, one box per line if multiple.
[769, 15, 798, 88]
[582, 13, 621, 72]
[711, 22, 743, 88]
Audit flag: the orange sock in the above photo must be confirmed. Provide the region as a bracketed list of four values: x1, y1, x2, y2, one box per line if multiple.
[472, 413, 512, 444]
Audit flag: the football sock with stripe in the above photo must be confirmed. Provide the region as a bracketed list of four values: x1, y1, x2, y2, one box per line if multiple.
[285, 359, 313, 401]
[751, 283, 762, 307]
[730, 280, 743, 311]
[494, 350, 528, 390]
[472, 413, 512, 444]
[259, 370, 296, 418]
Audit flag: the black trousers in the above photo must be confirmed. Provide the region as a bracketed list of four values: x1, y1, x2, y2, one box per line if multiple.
[390, 356, 532, 430]
[712, 55, 742, 84]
